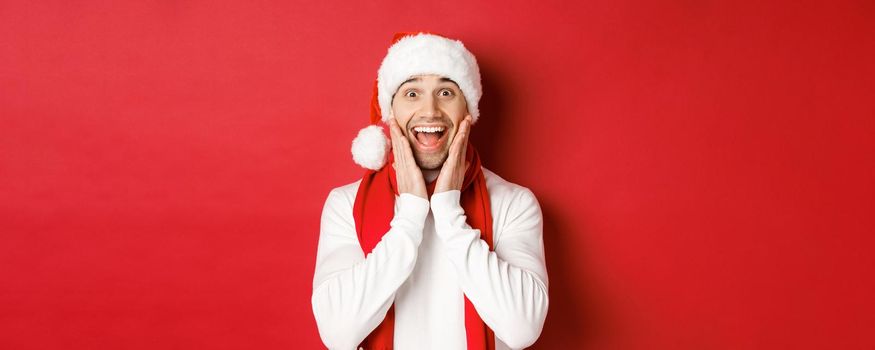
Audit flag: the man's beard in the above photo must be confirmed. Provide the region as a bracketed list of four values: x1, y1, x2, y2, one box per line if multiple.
[414, 150, 449, 170]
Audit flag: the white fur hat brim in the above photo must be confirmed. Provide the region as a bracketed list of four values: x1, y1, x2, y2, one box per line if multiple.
[377, 33, 482, 124]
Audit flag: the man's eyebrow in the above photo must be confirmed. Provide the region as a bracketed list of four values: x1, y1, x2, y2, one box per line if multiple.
[399, 77, 458, 87]
[400, 77, 421, 86]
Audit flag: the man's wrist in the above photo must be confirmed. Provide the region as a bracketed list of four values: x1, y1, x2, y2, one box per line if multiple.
[429, 190, 465, 232]
[394, 192, 431, 227]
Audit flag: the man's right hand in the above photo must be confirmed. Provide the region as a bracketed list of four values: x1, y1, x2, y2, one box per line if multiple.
[388, 116, 427, 199]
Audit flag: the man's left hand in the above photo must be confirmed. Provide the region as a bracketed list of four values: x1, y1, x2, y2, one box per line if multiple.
[434, 114, 473, 194]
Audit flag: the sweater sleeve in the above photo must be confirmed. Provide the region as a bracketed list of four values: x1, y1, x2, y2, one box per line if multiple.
[429, 188, 549, 350]
[311, 188, 430, 350]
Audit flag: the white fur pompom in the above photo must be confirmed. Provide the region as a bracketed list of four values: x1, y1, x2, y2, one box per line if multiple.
[351, 124, 389, 170]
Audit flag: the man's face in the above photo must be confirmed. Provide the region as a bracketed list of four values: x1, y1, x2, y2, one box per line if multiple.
[390, 74, 469, 170]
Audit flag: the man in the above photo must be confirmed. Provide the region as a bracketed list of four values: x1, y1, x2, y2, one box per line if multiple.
[311, 32, 549, 350]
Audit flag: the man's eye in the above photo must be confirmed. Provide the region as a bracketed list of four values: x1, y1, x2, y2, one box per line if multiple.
[440, 89, 453, 96]
[406, 91, 417, 97]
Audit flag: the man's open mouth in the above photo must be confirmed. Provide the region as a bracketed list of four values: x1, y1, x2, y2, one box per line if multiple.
[411, 125, 448, 151]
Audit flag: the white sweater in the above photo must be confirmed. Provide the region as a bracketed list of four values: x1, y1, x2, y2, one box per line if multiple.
[311, 167, 549, 350]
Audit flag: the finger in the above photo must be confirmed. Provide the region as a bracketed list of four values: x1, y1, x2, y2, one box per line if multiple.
[387, 117, 398, 141]
[390, 119, 415, 173]
[389, 117, 416, 168]
[394, 124, 417, 163]
[451, 117, 471, 161]
[448, 118, 466, 153]
[388, 117, 403, 142]
[444, 137, 462, 169]
[459, 115, 472, 144]
[389, 118, 407, 155]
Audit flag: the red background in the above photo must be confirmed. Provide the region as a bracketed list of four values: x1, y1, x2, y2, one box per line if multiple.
[2, 1, 873, 349]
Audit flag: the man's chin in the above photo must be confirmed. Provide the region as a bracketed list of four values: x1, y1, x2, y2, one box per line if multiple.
[414, 153, 448, 170]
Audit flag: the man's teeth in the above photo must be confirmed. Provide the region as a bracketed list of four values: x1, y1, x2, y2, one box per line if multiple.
[413, 126, 446, 133]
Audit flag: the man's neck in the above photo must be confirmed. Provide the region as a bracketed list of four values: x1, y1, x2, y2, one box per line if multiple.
[422, 169, 440, 183]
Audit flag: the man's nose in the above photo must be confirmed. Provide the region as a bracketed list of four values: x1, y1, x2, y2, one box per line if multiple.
[420, 94, 441, 117]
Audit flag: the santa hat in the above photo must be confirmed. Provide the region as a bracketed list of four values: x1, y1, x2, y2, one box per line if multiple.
[351, 31, 483, 170]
